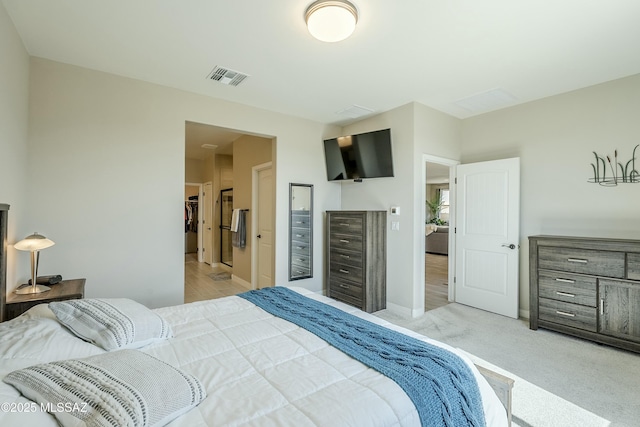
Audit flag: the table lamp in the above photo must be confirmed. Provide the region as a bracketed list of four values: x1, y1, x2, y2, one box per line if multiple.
[14, 232, 55, 294]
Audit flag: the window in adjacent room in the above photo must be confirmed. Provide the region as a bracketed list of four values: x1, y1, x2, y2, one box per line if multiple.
[439, 189, 450, 223]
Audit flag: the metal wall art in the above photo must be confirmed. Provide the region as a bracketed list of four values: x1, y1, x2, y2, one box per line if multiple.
[590, 145, 639, 186]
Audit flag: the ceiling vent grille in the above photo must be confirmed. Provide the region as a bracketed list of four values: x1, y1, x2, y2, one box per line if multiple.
[206, 66, 249, 87]
[454, 88, 517, 113]
[335, 104, 375, 119]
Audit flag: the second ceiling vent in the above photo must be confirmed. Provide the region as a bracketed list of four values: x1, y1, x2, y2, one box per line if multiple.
[207, 66, 249, 87]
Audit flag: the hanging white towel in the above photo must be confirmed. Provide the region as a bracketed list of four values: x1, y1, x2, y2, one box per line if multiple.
[230, 209, 240, 232]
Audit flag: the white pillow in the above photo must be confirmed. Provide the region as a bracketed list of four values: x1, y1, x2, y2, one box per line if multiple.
[4, 349, 206, 427]
[49, 298, 172, 351]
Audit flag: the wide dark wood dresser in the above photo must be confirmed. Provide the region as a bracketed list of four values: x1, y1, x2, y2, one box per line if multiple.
[529, 235, 640, 353]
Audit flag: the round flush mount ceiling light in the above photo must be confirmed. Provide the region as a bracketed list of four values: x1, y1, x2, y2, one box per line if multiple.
[305, 0, 358, 43]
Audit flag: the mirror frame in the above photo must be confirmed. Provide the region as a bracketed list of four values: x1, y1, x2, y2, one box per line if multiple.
[288, 183, 313, 281]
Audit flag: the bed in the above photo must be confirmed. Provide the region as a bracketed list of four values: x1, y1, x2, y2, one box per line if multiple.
[0, 286, 510, 427]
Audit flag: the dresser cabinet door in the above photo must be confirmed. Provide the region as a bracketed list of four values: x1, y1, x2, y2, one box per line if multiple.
[628, 253, 640, 281]
[599, 279, 640, 343]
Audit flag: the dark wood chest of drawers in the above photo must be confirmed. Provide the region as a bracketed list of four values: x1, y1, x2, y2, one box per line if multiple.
[326, 211, 386, 313]
[529, 235, 640, 353]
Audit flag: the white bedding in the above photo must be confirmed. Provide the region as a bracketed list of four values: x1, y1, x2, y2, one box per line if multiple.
[0, 287, 507, 426]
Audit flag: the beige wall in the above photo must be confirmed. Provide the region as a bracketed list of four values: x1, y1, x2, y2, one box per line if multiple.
[339, 102, 462, 315]
[461, 74, 640, 316]
[232, 135, 273, 283]
[184, 185, 199, 199]
[0, 3, 30, 293]
[185, 158, 204, 183]
[14, 16, 636, 315]
[24, 57, 341, 308]
[341, 76, 640, 317]
[202, 154, 215, 185]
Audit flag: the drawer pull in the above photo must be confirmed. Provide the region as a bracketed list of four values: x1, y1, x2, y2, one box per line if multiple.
[340, 239, 350, 243]
[600, 299, 604, 315]
[296, 234, 304, 237]
[339, 284, 349, 289]
[297, 258, 305, 262]
[340, 223, 350, 227]
[556, 291, 575, 298]
[567, 258, 588, 264]
[339, 269, 350, 274]
[340, 254, 350, 259]
[556, 310, 576, 318]
[296, 246, 305, 250]
[295, 221, 304, 224]
[555, 278, 575, 284]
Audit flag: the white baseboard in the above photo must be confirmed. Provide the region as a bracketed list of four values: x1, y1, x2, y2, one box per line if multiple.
[232, 275, 252, 290]
[385, 301, 417, 318]
[212, 263, 232, 272]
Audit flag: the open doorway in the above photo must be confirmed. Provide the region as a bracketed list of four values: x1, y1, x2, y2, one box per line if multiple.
[424, 156, 458, 312]
[184, 183, 202, 262]
[183, 120, 274, 303]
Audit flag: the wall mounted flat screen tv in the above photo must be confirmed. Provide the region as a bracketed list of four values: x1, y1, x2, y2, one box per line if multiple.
[323, 128, 394, 181]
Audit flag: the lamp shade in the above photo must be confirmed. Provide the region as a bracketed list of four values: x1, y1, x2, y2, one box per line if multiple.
[305, 0, 358, 42]
[14, 232, 55, 251]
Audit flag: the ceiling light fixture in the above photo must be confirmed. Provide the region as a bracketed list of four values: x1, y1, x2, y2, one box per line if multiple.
[305, 0, 358, 43]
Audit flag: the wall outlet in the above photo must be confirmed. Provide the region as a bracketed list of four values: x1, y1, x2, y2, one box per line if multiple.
[391, 221, 400, 231]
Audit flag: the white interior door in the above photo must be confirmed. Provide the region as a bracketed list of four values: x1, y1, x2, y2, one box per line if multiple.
[256, 167, 274, 288]
[455, 158, 520, 318]
[203, 182, 213, 265]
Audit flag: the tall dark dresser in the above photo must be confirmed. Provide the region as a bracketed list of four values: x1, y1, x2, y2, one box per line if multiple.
[326, 210, 386, 313]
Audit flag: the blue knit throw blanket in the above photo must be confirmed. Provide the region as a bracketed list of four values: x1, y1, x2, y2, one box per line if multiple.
[239, 287, 486, 427]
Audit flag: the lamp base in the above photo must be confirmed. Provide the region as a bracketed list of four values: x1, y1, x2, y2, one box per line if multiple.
[14, 284, 51, 295]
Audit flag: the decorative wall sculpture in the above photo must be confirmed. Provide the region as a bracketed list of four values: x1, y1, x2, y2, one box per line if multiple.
[590, 145, 639, 186]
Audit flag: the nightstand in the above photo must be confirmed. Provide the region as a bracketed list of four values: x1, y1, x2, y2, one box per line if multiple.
[4, 278, 85, 321]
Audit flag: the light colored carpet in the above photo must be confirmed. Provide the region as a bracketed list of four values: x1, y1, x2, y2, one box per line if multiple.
[375, 303, 639, 427]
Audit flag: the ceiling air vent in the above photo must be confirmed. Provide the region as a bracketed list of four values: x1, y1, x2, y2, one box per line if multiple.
[454, 88, 517, 113]
[206, 66, 249, 87]
[335, 105, 375, 119]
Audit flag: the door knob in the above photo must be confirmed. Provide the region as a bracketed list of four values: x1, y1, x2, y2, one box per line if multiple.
[257, 234, 262, 238]
[502, 243, 517, 249]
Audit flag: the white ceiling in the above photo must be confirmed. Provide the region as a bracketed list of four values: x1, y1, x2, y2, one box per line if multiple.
[184, 121, 239, 160]
[4, 0, 640, 132]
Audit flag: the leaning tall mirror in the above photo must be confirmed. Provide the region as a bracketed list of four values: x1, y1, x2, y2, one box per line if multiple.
[289, 183, 313, 281]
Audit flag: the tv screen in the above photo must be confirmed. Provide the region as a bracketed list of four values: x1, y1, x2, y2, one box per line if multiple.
[323, 128, 394, 181]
